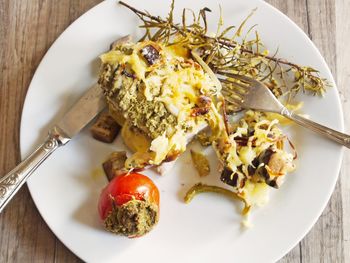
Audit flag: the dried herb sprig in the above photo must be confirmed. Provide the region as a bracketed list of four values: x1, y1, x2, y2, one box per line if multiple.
[119, 0, 330, 102]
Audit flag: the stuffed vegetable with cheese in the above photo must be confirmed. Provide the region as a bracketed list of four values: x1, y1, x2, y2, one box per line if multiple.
[98, 39, 223, 170]
[97, 36, 295, 219]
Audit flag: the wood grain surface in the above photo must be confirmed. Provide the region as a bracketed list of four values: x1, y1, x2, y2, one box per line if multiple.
[0, 0, 349, 262]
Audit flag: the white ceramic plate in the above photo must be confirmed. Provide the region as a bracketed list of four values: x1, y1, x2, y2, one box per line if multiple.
[20, 0, 344, 262]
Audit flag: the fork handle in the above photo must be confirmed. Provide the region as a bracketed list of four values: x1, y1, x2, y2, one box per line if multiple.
[283, 111, 350, 148]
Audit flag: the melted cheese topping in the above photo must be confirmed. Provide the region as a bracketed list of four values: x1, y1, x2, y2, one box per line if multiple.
[241, 180, 270, 207]
[214, 110, 295, 208]
[101, 40, 221, 167]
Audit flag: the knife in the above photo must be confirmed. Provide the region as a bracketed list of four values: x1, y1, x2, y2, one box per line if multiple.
[0, 84, 106, 213]
[0, 35, 132, 213]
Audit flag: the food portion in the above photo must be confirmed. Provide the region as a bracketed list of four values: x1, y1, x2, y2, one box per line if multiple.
[93, 0, 331, 236]
[98, 172, 159, 237]
[214, 111, 295, 211]
[96, 33, 296, 226]
[184, 183, 243, 204]
[97, 37, 295, 221]
[190, 150, 210, 177]
[98, 40, 222, 170]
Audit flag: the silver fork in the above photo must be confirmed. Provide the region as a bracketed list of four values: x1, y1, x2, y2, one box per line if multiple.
[217, 71, 350, 148]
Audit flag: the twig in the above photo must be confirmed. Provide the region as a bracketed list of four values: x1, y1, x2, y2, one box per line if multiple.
[119, 1, 304, 71]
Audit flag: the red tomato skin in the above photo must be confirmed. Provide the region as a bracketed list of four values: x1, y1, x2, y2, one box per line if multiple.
[98, 173, 160, 220]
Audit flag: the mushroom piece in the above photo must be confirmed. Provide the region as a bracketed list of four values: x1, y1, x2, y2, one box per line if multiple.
[268, 152, 289, 175]
[256, 149, 291, 188]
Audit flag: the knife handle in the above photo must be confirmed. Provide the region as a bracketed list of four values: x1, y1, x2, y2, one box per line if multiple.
[0, 127, 70, 213]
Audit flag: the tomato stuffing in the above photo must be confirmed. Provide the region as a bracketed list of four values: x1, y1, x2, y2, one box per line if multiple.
[98, 172, 160, 237]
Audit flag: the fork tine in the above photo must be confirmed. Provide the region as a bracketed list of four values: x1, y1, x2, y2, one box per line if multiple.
[218, 71, 284, 113]
[229, 82, 249, 95]
[219, 78, 249, 95]
[221, 86, 244, 100]
[229, 74, 255, 84]
[226, 103, 242, 112]
[221, 96, 242, 107]
[221, 89, 244, 106]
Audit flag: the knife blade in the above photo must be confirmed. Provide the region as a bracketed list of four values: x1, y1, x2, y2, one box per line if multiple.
[55, 84, 106, 139]
[0, 84, 106, 213]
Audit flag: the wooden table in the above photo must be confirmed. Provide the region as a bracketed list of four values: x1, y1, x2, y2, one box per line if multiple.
[0, 0, 349, 262]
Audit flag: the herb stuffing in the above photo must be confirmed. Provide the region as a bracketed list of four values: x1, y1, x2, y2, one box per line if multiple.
[98, 172, 160, 238]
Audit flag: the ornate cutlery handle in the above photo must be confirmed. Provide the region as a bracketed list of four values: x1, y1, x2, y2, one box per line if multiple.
[282, 109, 350, 148]
[0, 127, 70, 213]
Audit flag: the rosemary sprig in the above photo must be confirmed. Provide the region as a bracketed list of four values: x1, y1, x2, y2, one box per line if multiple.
[119, 0, 330, 101]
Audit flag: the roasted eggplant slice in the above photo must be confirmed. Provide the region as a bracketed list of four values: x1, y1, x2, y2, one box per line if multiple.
[220, 167, 238, 187]
[140, 45, 160, 65]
